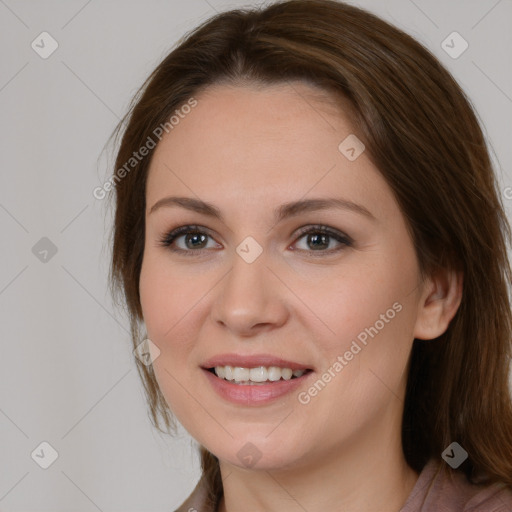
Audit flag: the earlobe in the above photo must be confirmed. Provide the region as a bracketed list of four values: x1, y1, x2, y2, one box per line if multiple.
[413, 268, 463, 341]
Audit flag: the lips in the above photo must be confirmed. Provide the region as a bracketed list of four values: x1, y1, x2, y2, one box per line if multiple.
[201, 353, 313, 371]
[200, 353, 315, 405]
[202, 366, 313, 405]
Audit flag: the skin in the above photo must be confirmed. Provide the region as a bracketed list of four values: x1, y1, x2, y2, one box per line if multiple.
[139, 82, 463, 512]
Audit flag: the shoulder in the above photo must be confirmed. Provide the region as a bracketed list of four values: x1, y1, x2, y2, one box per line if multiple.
[460, 477, 512, 512]
[401, 458, 512, 512]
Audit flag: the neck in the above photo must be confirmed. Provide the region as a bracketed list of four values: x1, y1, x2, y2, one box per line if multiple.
[217, 411, 419, 512]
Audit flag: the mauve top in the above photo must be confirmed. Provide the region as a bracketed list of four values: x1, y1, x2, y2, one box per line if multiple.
[174, 458, 512, 512]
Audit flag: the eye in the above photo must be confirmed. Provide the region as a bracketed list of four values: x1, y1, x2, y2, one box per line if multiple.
[292, 225, 353, 255]
[158, 225, 219, 254]
[158, 224, 353, 256]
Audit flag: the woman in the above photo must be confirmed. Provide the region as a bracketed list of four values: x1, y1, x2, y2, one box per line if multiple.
[106, 0, 512, 510]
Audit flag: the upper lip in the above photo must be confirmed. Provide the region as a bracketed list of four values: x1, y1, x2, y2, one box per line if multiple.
[201, 353, 313, 371]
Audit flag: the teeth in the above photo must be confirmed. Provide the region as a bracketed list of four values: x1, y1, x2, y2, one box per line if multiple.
[233, 367, 250, 381]
[213, 365, 306, 383]
[268, 366, 282, 381]
[249, 366, 267, 382]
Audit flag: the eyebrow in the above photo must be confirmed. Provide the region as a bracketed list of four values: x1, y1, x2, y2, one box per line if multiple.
[148, 196, 376, 223]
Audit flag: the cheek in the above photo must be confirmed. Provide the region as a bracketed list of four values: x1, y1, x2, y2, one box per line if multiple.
[294, 290, 416, 450]
[138, 252, 214, 405]
[139, 254, 206, 432]
[305, 264, 413, 351]
[139, 251, 202, 343]
[301, 263, 418, 414]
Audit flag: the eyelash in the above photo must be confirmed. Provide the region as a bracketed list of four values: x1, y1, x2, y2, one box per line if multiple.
[157, 224, 353, 257]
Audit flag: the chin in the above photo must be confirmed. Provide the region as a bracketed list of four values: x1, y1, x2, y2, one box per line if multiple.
[207, 431, 311, 472]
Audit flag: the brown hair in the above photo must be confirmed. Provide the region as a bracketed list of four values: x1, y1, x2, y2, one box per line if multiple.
[106, 0, 512, 505]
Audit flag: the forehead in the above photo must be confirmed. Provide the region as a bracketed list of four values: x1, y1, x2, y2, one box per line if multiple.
[145, 82, 395, 223]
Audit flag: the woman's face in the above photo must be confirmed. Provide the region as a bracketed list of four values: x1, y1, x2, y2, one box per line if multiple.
[139, 82, 429, 471]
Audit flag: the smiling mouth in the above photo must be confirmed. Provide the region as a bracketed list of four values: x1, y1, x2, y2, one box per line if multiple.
[207, 365, 313, 385]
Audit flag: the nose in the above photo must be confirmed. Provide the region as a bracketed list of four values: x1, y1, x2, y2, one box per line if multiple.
[211, 249, 289, 336]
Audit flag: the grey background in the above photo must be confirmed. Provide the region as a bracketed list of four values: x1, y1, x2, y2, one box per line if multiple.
[0, 0, 511, 510]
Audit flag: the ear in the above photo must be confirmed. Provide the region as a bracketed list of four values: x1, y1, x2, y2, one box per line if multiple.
[413, 267, 463, 341]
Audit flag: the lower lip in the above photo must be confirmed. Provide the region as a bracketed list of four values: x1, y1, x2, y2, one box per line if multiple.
[202, 368, 313, 405]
